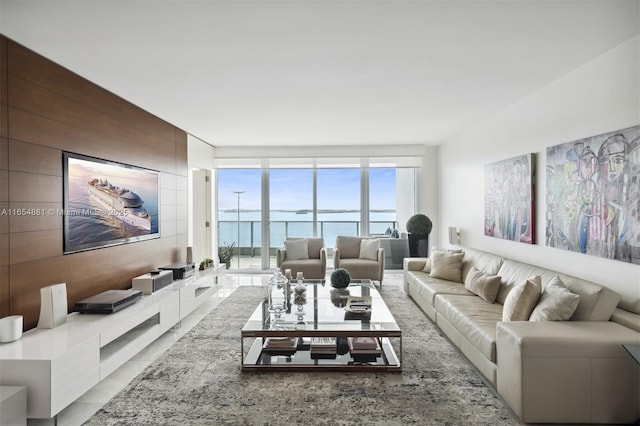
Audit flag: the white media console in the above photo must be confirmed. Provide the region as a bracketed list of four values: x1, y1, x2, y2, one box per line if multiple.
[0, 268, 220, 422]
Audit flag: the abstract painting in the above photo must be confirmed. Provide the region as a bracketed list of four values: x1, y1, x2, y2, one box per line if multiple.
[546, 125, 640, 264]
[484, 154, 535, 244]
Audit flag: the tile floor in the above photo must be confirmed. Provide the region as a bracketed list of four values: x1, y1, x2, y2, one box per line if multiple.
[35, 272, 401, 426]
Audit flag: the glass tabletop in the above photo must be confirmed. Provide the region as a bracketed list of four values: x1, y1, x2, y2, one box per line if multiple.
[242, 280, 400, 334]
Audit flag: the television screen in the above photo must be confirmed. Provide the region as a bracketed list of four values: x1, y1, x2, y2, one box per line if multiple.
[63, 152, 160, 254]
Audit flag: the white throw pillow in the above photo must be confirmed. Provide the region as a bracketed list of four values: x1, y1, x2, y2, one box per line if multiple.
[464, 266, 501, 303]
[502, 276, 541, 321]
[529, 276, 580, 321]
[431, 246, 464, 255]
[284, 239, 309, 260]
[359, 239, 380, 261]
[423, 247, 463, 273]
[429, 251, 464, 282]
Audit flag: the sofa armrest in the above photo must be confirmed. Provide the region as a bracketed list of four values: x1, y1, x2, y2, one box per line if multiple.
[320, 248, 327, 272]
[496, 321, 640, 424]
[276, 249, 285, 268]
[333, 248, 341, 270]
[403, 257, 427, 271]
[377, 248, 385, 284]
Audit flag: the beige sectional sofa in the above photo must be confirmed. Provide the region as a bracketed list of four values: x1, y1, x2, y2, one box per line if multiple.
[403, 245, 640, 424]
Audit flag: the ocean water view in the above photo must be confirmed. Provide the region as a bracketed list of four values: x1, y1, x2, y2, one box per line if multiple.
[218, 210, 396, 249]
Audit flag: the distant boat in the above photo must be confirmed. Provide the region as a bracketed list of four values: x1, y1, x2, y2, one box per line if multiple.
[87, 178, 151, 231]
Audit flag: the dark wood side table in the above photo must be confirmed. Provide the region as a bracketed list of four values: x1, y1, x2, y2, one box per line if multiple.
[622, 343, 640, 364]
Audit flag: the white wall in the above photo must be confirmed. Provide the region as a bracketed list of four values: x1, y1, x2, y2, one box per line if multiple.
[187, 134, 216, 262]
[420, 146, 440, 247]
[439, 35, 640, 308]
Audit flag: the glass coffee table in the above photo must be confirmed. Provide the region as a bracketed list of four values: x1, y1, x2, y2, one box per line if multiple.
[241, 280, 402, 372]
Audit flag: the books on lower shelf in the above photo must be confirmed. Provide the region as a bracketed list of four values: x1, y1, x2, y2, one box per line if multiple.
[262, 337, 298, 353]
[310, 337, 337, 354]
[348, 336, 381, 355]
[310, 336, 337, 359]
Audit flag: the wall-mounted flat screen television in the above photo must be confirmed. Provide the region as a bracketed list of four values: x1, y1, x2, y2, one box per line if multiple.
[63, 152, 160, 254]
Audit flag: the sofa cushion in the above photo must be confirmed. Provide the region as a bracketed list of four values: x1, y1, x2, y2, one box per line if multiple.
[529, 275, 580, 321]
[359, 239, 380, 260]
[305, 238, 325, 259]
[335, 236, 361, 258]
[611, 308, 640, 333]
[430, 251, 464, 282]
[284, 239, 309, 260]
[464, 267, 501, 303]
[279, 259, 324, 279]
[556, 273, 621, 321]
[459, 246, 504, 283]
[435, 294, 503, 362]
[406, 271, 473, 306]
[337, 258, 379, 279]
[496, 260, 556, 305]
[495, 259, 621, 321]
[423, 247, 464, 273]
[502, 276, 541, 321]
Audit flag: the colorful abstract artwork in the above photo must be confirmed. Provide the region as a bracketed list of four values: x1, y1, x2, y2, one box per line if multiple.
[484, 154, 535, 244]
[546, 125, 640, 264]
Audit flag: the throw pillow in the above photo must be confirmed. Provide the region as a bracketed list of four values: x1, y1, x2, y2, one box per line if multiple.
[431, 246, 464, 255]
[429, 251, 464, 282]
[529, 275, 580, 321]
[359, 239, 380, 261]
[284, 239, 309, 261]
[502, 276, 541, 321]
[464, 266, 501, 303]
[423, 247, 463, 273]
[422, 258, 432, 273]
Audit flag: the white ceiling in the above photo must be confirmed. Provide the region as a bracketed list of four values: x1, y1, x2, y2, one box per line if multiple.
[0, 0, 638, 147]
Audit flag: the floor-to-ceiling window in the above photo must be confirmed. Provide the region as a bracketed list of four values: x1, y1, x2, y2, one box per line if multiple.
[369, 168, 397, 235]
[317, 168, 361, 249]
[217, 169, 261, 270]
[269, 168, 314, 245]
[217, 165, 416, 271]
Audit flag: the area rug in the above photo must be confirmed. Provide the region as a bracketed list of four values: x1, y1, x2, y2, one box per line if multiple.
[84, 281, 520, 425]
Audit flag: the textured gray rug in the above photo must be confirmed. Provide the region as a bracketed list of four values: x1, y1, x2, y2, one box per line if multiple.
[85, 282, 520, 425]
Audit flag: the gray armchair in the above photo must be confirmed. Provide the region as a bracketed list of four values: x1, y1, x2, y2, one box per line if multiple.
[277, 238, 327, 280]
[333, 236, 385, 286]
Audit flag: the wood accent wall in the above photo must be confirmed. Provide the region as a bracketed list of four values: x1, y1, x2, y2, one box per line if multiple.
[0, 35, 188, 329]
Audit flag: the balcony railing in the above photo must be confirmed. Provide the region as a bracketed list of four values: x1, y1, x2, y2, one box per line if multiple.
[218, 220, 397, 253]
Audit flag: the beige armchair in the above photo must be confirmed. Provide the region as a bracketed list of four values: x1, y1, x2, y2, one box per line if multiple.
[277, 238, 327, 280]
[333, 236, 385, 286]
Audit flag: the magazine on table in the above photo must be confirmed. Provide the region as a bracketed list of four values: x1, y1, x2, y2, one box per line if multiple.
[344, 296, 372, 313]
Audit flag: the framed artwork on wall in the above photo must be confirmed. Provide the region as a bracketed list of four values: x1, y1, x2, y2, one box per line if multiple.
[484, 154, 535, 244]
[546, 125, 640, 264]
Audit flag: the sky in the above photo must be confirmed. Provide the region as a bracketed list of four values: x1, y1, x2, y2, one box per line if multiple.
[217, 168, 396, 211]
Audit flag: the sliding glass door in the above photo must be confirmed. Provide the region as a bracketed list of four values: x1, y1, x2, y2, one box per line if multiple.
[369, 168, 397, 235]
[269, 168, 314, 255]
[317, 168, 361, 249]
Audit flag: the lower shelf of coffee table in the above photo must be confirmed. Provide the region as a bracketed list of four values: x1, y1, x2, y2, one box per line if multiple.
[242, 336, 401, 372]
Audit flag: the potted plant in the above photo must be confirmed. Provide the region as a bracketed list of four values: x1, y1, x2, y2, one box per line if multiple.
[199, 258, 214, 270]
[406, 213, 432, 257]
[330, 268, 351, 288]
[218, 241, 238, 269]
